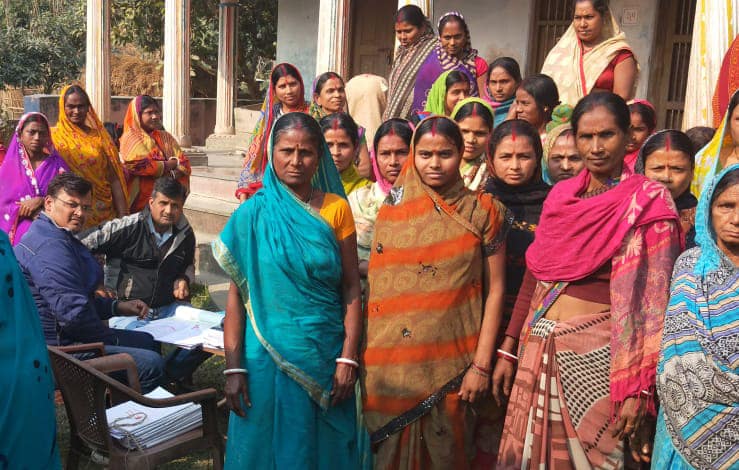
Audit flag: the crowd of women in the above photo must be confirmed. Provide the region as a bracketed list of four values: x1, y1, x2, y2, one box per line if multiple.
[2, 0, 736, 468]
[0, 86, 191, 246]
[219, 1, 738, 469]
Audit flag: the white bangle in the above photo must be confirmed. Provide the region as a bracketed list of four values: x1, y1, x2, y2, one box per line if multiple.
[222, 368, 248, 376]
[335, 358, 359, 368]
[496, 349, 518, 361]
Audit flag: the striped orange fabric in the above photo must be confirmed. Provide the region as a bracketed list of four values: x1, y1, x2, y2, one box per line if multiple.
[362, 117, 509, 468]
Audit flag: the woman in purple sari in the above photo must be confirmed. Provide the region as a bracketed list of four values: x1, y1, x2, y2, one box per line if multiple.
[0, 113, 69, 245]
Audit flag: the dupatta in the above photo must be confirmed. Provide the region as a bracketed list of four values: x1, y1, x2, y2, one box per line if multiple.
[693, 89, 739, 197]
[237, 63, 310, 198]
[656, 164, 739, 470]
[52, 85, 128, 227]
[384, 25, 437, 120]
[527, 165, 681, 411]
[363, 116, 509, 439]
[119, 96, 191, 213]
[541, 7, 636, 106]
[213, 113, 346, 410]
[0, 113, 69, 245]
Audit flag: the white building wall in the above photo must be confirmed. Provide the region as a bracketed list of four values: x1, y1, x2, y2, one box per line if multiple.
[432, 0, 658, 98]
[276, 0, 320, 99]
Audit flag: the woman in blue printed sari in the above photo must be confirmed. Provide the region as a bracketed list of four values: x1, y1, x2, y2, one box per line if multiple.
[213, 112, 363, 469]
[0, 229, 61, 469]
[654, 163, 739, 469]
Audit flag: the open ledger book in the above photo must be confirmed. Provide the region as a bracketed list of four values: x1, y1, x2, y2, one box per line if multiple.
[106, 387, 202, 449]
[109, 305, 225, 350]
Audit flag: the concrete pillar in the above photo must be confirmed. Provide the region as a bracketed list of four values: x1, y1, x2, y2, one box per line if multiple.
[213, 0, 239, 135]
[163, 0, 192, 147]
[315, 0, 350, 78]
[85, 0, 111, 121]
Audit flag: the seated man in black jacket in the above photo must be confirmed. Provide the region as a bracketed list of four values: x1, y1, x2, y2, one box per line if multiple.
[80, 177, 210, 381]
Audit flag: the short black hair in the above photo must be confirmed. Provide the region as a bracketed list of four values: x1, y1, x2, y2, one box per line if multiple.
[519, 74, 559, 121]
[413, 116, 464, 152]
[63, 85, 91, 106]
[373, 118, 414, 155]
[320, 112, 360, 147]
[488, 57, 522, 84]
[152, 177, 187, 201]
[453, 100, 494, 131]
[395, 4, 428, 29]
[686, 126, 716, 154]
[313, 71, 344, 95]
[47, 172, 92, 199]
[572, 92, 630, 135]
[445, 70, 470, 91]
[273, 112, 324, 152]
[489, 119, 544, 162]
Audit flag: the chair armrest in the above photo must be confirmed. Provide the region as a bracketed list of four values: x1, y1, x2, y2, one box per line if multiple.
[85, 353, 141, 394]
[56, 342, 106, 357]
[131, 387, 220, 408]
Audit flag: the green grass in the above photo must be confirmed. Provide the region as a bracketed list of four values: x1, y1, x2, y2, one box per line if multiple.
[56, 284, 228, 469]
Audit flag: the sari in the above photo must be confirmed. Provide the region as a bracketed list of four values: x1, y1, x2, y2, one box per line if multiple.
[423, 70, 455, 116]
[363, 116, 510, 469]
[341, 164, 372, 195]
[52, 85, 128, 227]
[237, 63, 311, 199]
[451, 98, 495, 191]
[384, 24, 437, 120]
[119, 96, 191, 214]
[635, 130, 698, 248]
[212, 114, 357, 468]
[712, 34, 739, 128]
[0, 230, 61, 469]
[0, 113, 69, 245]
[693, 89, 739, 197]
[541, 7, 637, 106]
[346, 74, 388, 147]
[653, 163, 739, 470]
[497, 166, 682, 469]
[412, 45, 478, 117]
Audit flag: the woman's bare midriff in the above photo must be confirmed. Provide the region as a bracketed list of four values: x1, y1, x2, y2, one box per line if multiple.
[544, 293, 610, 322]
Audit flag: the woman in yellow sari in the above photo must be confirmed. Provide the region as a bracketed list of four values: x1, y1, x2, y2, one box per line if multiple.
[52, 85, 128, 227]
[120, 95, 191, 214]
[693, 89, 739, 197]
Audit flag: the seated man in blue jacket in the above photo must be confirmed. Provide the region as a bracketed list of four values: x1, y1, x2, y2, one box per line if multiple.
[14, 172, 165, 392]
[79, 176, 210, 383]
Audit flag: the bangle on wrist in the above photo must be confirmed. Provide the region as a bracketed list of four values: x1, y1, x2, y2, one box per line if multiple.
[472, 362, 492, 374]
[223, 368, 248, 376]
[496, 349, 518, 364]
[336, 357, 359, 368]
[470, 363, 491, 378]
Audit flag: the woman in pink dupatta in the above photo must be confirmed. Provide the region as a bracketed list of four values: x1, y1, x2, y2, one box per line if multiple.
[0, 113, 68, 245]
[493, 93, 681, 469]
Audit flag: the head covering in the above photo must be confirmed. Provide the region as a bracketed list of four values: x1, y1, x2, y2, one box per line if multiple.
[119, 96, 190, 213]
[213, 113, 345, 410]
[52, 85, 128, 227]
[384, 18, 436, 120]
[541, 6, 638, 105]
[694, 163, 739, 274]
[655, 163, 739, 470]
[712, 35, 739, 129]
[238, 63, 310, 198]
[346, 74, 388, 147]
[527, 165, 679, 282]
[422, 70, 455, 115]
[0, 230, 61, 468]
[542, 104, 574, 184]
[624, 99, 656, 170]
[363, 115, 510, 442]
[693, 89, 739, 197]
[450, 96, 495, 122]
[451, 98, 495, 189]
[369, 118, 414, 196]
[0, 113, 69, 245]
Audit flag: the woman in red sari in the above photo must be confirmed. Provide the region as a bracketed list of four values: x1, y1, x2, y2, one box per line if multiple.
[120, 95, 191, 214]
[494, 92, 682, 468]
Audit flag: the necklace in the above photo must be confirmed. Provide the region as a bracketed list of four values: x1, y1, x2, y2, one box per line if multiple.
[300, 185, 315, 204]
[580, 176, 620, 199]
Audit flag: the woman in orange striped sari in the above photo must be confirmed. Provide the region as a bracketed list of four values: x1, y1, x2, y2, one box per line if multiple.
[362, 116, 510, 469]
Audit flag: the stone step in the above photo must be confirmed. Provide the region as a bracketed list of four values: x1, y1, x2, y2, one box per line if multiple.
[189, 169, 239, 202]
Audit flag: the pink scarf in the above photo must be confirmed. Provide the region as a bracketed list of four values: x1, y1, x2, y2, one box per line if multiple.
[527, 166, 678, 282]
[370, 148, 393, 195]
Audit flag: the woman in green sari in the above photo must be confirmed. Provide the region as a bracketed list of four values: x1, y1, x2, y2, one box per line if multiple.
[214, 112, 362, 469]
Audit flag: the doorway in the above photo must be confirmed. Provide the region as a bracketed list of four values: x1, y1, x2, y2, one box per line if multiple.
[348, 0, 398, 79]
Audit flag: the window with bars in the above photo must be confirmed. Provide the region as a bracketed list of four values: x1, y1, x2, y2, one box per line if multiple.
[528, 0, 572, 75]
[648, 0, 696, 129]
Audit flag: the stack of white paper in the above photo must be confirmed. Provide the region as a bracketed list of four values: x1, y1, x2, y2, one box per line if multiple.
[106, 387, 202, 449]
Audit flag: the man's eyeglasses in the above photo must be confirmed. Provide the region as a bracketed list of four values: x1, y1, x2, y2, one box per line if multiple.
[55, 197, 93, 213]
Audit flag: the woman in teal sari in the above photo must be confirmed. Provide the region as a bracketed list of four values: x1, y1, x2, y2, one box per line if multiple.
[214, 112, 363, 469]
[0, 229, 61, 469]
